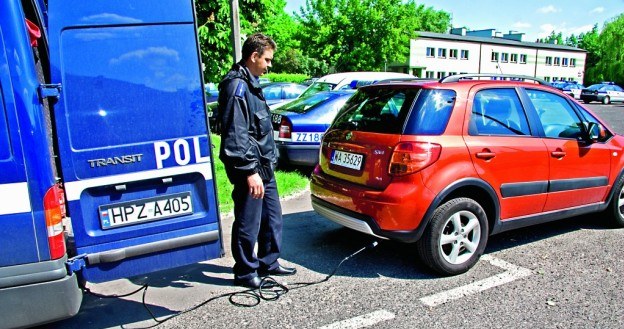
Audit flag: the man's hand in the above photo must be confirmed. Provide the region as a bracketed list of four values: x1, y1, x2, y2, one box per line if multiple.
[247, 173, 264, 199]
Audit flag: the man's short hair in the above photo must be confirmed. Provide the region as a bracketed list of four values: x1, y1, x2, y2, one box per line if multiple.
[241, 33, 277, 61]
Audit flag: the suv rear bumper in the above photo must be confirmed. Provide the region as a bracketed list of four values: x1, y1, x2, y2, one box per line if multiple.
[311, 195, 427, 243]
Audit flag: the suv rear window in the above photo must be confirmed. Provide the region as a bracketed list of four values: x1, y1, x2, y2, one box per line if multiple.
[332, 88, 455, 135]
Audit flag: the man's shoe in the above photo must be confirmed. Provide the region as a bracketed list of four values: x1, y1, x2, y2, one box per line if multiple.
[233, 276, 262, 289]
[259, 265, 297, 277]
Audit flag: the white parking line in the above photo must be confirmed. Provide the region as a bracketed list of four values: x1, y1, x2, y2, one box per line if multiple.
[419, 255, 532, 307]
[319, 309, 395, 329]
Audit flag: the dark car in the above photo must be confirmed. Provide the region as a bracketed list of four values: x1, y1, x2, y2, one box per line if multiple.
[310, 73, 624, 276]
[261, 82, 307, 109]
[272, 90, 354, 166]
[580, 82, 624, 104]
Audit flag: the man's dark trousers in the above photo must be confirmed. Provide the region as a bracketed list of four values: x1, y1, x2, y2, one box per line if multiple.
[231, 176, 282, 280]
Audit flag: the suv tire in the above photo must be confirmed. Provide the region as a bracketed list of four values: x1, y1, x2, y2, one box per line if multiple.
[605, 174, 624, 227]
[417, 198, 488, 275]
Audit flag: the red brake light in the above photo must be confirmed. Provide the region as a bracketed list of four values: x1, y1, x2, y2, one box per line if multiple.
[389, 142, 441, 176]
[44, 183, 67, 259]
[279, 117, 292, 139]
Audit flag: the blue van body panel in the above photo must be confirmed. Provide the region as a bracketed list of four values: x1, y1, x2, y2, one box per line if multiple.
[46, 0, 222, 282]
[2, 0, 223, 324]
[0, 0, 54, 266]
[0, 1, 83, 327]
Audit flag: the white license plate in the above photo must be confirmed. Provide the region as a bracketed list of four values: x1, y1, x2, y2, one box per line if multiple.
[99, 192, 193, 229]
[292, 132, 324, 143]
[330, 150, 364, 170]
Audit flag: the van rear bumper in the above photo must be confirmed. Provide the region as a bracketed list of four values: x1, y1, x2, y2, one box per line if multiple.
[0, 257, 82, 328]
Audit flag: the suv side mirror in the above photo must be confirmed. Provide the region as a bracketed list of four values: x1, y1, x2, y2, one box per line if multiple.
[586, 122, 605, 142]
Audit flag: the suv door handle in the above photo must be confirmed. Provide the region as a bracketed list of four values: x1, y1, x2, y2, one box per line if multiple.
[476, 151, 496, 160]
[551, 151, 566, 158]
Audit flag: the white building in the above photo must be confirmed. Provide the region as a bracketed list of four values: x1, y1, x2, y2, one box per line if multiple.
[390, 28, 587, 84]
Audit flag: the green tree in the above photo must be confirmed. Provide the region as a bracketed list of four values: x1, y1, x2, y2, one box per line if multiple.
[565, 34, 579, 47]
[195, 0, 280, 83]
[541, 31, 564, 45]
[578, 24, 602, 84]
[594, 14, 624, 85]
[296, 0, 450, 72]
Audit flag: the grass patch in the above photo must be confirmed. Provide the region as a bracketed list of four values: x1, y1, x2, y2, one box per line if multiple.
[210, 134, 310, 215]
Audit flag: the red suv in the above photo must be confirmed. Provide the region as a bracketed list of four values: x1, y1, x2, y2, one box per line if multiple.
[310, 74, 624, 276]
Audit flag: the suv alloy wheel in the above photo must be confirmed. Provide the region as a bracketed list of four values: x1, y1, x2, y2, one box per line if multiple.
[416, 198, 489, 275]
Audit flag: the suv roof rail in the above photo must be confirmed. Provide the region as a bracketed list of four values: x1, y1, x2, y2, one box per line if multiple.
[374, 77, 435, 84]
[440, 74, 550, 86]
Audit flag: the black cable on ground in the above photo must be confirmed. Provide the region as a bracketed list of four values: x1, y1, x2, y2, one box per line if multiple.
[81, 241, 378, 328]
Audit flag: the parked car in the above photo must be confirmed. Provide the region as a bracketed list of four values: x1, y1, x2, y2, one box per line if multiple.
[298, 71, 415, 99]
[302, 77, 319, 86]
[205, 82, 219, 103]
[551, 80, 584, 99]
[310, 73, 624, 276]
[272, 90, 354, 166]
[580, 82, 624, 104]
[261, 82, 307, 109]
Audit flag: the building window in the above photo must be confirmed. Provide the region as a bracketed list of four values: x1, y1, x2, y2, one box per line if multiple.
[544, 77, 550, 82]
[437, 71, 446, 79]
[570, 58, 576, 67]
[450, 49, 458, 59]
[554, 57, 560, 66]
[426, 71, 435, 78]
[426, 47, 435, 57]
[520, 54, 527, 64]
[438, 48, 447, 58]
[491, 51, 499, 62]
[545, 56, 553, 65]
[510, 54, 518, 63]
[449, 72, 457, 76]
[501, 53, 509, 63]
[552, 77, 558, 81]
[562, 58, 569, 67]
[461, 50, 469, 60]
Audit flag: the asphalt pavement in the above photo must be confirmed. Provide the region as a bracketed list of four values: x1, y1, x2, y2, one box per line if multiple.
[44, 103, 624, 329]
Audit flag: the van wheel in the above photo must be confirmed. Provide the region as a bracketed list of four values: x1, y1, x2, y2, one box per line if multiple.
[416, 198, 488, 275]
[603, 96, 611, 105]
[605, 175, 624, 227]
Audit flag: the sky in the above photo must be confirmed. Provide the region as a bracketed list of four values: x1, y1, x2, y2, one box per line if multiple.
[284, 0, 624, 42]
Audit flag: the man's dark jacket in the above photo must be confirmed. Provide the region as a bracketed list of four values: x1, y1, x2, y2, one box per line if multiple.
[217, 62, 277, 184]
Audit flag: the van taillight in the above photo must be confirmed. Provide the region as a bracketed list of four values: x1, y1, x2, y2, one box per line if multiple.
[279, 117, 292, 139]
[44, 184, 66, 259]
[389, 142, 441, 176]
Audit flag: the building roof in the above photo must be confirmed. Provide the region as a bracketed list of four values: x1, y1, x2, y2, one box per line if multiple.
[417, 31, 586, 53]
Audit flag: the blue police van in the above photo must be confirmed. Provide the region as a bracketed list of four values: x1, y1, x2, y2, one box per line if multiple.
[0, 1, 222, 327]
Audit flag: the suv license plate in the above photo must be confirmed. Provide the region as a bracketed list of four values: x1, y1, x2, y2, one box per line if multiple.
[99, 192, 193, 229]
[330, 150, 364, 170]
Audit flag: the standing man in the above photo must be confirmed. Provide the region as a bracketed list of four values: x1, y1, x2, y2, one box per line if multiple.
[217, 33, 296, 289]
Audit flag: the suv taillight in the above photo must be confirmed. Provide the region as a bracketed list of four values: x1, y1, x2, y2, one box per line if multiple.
[44, 183, 67, 259]
[389, 142, 441, 176]
[279, 117, 292, 139]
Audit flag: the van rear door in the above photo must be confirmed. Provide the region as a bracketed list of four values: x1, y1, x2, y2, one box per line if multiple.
[0, 32, 38, 266]
[47, 0, 222, 282]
